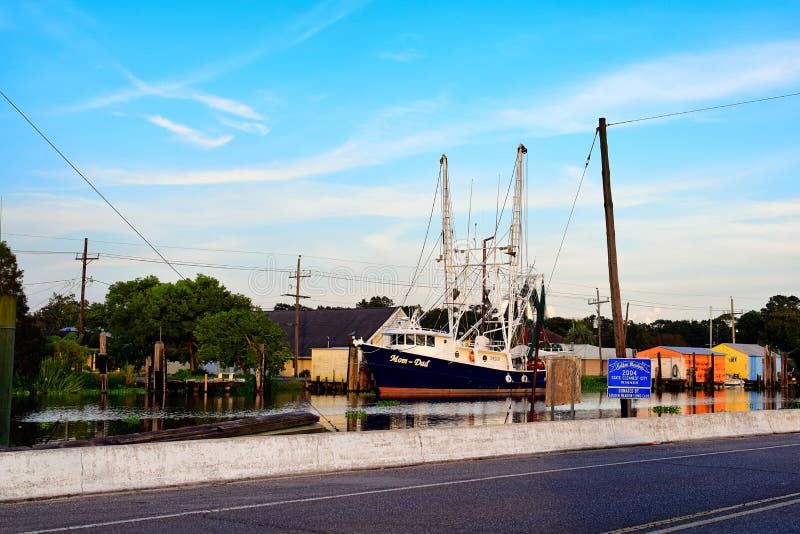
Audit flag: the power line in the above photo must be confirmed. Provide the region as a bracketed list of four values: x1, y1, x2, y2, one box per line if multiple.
[0, 89, 185, 280]
[548, 130, 598, 289]
[608, 90, 800, 127]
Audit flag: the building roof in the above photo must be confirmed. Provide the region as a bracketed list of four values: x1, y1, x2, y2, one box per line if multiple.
[267, 307, 404, 356]
[658, 346, 725, 356]
[714, 343, 769, 357]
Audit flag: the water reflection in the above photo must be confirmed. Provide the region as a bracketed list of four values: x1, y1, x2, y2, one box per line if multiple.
[8, 387, 798, 447]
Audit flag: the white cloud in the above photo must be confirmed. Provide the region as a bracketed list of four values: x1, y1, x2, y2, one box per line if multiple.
[146, 115, 234, 149]
[218, 117, 270, 135]
[190, 92, 263, 120]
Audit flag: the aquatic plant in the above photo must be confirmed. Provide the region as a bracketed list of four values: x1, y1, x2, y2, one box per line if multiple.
[121, 415, 141, 425]
[345, 409, 367, 420]
[375, 400, 400, 407]
[34, 358, 84, 395]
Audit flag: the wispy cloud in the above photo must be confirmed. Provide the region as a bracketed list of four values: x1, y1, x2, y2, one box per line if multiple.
[218, 117, 270, 135]
[377, 49, 422, 62]
[146, 115, 233, 149]
[189, 92, 263, 120]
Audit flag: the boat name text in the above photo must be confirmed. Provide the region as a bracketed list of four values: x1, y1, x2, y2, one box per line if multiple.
[389, 354, 431, 368]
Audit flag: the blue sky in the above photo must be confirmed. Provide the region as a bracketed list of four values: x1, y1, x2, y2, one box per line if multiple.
[1, 1, 799, 323]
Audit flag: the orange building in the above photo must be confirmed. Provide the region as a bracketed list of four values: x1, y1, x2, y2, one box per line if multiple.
[636, 346, 725, 384]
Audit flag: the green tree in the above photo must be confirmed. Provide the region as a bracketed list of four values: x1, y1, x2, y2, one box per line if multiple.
[273, 302, 311, 311]
[356, 296, 395, 308]
[0, 241, 44, 378]
[104, 276, 161, 367]
[32, 293, 80, 332]
[194, 309, 289, 375]
[760, 295, 800, 352]
[45, 333, 91, 371]
[736, 310, 763, 344]
[564, 320, 596, 345]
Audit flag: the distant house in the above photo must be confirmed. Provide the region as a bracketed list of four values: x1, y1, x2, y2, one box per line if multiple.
[713, 343, 781, 382]
[558, 344, 635, 376]
[267, 307, 408, 379]
[636, 346, 725, 384]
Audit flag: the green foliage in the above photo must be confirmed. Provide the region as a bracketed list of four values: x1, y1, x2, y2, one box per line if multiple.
[104, 274, 253, 369]
[32, 293, 80, 332]
[0, 241, 45, 378]
[737, 310, 763, 344]
[273, 302, 311, 311]
[194, 309, 289, 373]
[345, 409, 367, 419]
[581, 375, 607, 392]
[34, 358, 84, 395]
[356, 296, 394, 308]
[122, 415, 141, 425]
[375, 400, 400, 407]
[46, 333, 91, 371]
[170, 368, 206, 380]
[652, 406, 681, 415]
[565, 320, 596, 345]
[760, 295, 800, 352]
[298, 369, 311, 378]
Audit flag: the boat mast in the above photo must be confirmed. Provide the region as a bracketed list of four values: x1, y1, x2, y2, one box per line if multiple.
[506, 144, 527, 350]
[440, 154, 457, 337]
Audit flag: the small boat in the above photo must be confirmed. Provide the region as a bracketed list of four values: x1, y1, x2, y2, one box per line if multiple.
[724, 377, 744, 387]
[358, 145, 547, 398]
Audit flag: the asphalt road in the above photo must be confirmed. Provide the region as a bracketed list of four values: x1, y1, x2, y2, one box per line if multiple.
[2, 432, 800, 533]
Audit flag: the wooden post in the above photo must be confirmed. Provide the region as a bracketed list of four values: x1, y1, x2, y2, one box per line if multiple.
[347, 342, 359, 392]
[782, 348, 788, 390]
[144, 356, 151, 392]
[153, 341, 165, 393]
[692, 352, 697, 393]
[0, 297, 16, 448]
[98, 332, 108, 394]
[710, 350, 715, 390]
[257, 343, 266, 394]
[657, 351, 663, 391]
[598, 117, 630, 417]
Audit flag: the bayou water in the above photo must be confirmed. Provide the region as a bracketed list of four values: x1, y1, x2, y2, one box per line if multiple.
[8, 386, 798, 448]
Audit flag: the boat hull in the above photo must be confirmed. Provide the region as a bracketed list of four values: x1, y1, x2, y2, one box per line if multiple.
[361, 344, 545, 398]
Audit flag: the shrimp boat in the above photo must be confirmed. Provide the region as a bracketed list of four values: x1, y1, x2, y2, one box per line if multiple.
[357, 144, 547, 397]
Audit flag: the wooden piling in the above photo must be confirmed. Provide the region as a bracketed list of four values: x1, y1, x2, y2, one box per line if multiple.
[0, 297, 16, 448]
[656, 351, 663, 392]
[98, 332, 108, 394]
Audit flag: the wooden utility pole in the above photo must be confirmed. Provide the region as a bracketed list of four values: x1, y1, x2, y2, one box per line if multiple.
[75, 238, 98, 341]
[283, 255, 310, 377]
[588, 289, 609, 375]
[598, 117, 630, 417]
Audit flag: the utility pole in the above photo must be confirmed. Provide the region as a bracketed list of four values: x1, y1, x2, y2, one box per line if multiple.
[75, 238, 98, 342]
[588, 288, 609, 375]
[709, 306, 713, 349]
[598, 117, 630, 418]
[282, 255, 310, 377]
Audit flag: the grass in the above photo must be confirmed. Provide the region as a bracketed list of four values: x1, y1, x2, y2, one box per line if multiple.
[358, 391, 376, 397]
[345, 409, 367, 420]
[581, 375, 608, 393]
[375, 400, 400, 407]
[652, 405, 682, 415]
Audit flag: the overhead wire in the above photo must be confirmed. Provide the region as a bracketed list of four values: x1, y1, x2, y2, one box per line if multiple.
[0, 89, 185, 281]
[607, 90, 800, 127]
[547, 130, 598, 290]
[402, 166, 442, 306]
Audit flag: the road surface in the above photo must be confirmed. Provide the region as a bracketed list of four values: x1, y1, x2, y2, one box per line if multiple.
[2, 432, 800, 533]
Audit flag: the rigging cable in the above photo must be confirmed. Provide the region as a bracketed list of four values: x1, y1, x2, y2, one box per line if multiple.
[548, 130, 598, 290]
[0, 89, 186, 281]
[607, 90, 800, 127]
[403, 167, 442, 306]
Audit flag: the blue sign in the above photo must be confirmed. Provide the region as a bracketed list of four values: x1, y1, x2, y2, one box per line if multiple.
[607, 358, 651, 399]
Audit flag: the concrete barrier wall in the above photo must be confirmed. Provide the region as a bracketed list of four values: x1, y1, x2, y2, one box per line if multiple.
[2, 410, 799, 502]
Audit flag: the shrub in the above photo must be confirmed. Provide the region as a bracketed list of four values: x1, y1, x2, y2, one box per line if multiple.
[34, 358, 84, 395]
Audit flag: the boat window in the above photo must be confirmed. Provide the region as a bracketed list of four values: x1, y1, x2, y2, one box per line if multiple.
[426, 335, 434, 347]
[416, 335, 425, 346]
[482, 355, 488, 362]
[454, 352, 459, 358]
[390, 334, 399, 345]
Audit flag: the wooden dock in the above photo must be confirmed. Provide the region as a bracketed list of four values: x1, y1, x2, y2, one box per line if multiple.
[30, 411, 321, 449]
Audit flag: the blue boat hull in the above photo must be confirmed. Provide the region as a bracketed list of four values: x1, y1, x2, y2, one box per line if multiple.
[361, 344, 546, 398]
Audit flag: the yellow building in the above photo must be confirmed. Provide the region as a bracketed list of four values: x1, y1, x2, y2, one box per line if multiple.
[712, 343, 770, 380]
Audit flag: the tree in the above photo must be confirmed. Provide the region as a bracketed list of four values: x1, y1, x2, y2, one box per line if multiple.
[0, 241, 44, 378]
[564, 320, 596, 345]
[32, 293, 80, 332]
[356, 296, 395, 308]
[194, 309, 289, 375]
[45, 333, 91, 371]
[273, 302, 311, 311]
[760, 295, 800, 352]
[736, 310, 763, 344]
